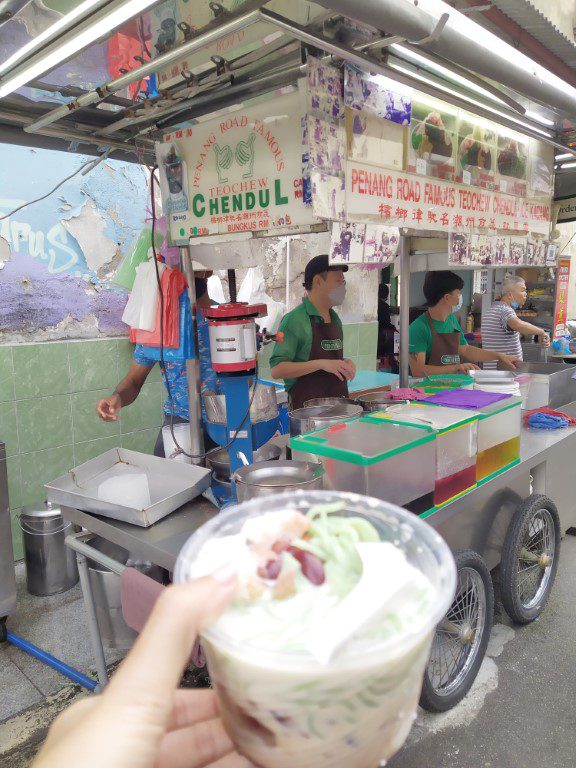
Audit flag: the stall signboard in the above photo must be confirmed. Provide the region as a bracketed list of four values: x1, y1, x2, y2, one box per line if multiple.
[556, 195, 576, 224]
[345, 162, 552, 236]
[553, 258, 571, 339]
[157, 91, 318, 243]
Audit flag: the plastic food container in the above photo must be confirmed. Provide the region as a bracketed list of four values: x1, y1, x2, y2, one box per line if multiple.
[174, 490, 456, 768]
[290, 417, 436, 514]
[379, 404, 478, 506]
[474, 397, 522, 482]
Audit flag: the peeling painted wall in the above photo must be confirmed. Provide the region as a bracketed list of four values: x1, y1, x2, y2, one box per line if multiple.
[0, 144, 149, 342]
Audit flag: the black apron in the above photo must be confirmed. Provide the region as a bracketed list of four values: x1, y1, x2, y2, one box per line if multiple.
[289, 316, 348, 409]
[426, 312, 461, 366]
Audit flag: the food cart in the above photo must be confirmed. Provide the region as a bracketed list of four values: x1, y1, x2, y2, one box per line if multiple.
[2, 0, 573, 717]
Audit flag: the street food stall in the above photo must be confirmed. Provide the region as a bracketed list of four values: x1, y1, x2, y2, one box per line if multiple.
[3, 0, 576, 756]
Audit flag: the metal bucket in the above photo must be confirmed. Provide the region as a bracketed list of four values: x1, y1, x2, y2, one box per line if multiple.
[288, 403, 363, 437]
[303, 397, 359, 408]
[233, 460, 324, 502]
[206, 443, 282, 480]
[20, 501, 79, 596]
[86, 537, 164, 650]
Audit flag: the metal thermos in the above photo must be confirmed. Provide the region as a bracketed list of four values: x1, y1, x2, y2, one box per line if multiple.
[20, 501, 79, 596]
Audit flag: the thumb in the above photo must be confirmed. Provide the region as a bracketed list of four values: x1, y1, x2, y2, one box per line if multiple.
[104, 576, 235, 711]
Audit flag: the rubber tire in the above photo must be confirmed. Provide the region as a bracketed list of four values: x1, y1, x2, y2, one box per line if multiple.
[500, 494, 561, 625]
[420, 550, 494, 713]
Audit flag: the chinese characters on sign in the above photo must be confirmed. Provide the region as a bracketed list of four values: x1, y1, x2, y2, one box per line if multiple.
[345, 162, 551, 236]
[553, 259, 571, 339]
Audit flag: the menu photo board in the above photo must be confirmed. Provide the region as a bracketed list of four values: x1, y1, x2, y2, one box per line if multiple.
[455, 116, 497, 190]
[407, 99, 457, 182]
[497, 132, 528, 197]
[157, 90, 318, 243]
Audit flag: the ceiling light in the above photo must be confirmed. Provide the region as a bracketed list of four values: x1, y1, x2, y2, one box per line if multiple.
[387, 61, 553, 139]
[555, 152, 574, 161]
[0, 0, 160, 99]
[524, 110, 555, 127]
[0, 0, 104, 76]
[560, 161, 576, 169]
[390, 44, 507, 108]
[417, 0, 576, 99]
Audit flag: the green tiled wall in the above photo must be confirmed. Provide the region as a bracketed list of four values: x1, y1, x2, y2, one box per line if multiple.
[3, 324, 377, 561]
[1, 339, 164, 561]
[257, 321, 379, 381]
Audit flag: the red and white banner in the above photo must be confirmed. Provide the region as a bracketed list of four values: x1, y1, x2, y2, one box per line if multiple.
[346, 162, 551, 236]
[553, 258, 571, 339]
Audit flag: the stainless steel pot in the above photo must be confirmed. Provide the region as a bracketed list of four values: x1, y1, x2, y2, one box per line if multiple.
[206, 443, 282, 480]
[355, 391, 394, 412]
[303, 397, 359, 408]
[288, 403, 363, 436]
[233, 460, 325, 502]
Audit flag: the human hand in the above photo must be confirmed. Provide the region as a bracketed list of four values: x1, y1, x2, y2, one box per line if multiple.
[344, 358, 357, 380]
[499, 354, 523, 370]
[455, 363, 480, 373]
[96, 394, 122, 422]
[321, 359, 355, 381]
[540, 332, 551, 348]
[32, 576, 252, 768]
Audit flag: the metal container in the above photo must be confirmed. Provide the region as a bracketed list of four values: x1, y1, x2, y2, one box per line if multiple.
[233, 460, 325, 502]
[355, 390, 394, 412]
[203, 384, 278, 425]
[303, 397, 359, 408]
[20, 501, 79, 596]
[206, 443, 282, 480]
[86, 537, 163, 650]
[288, 403, 363, 437]
[506, 362, 576, 410]
[45, 448, 210, 527]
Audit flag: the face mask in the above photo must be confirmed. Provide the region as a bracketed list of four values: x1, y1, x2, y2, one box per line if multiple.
[329, 284, 347, 306]
[452, 295, 463, 312]
[511, 300, 519, 310]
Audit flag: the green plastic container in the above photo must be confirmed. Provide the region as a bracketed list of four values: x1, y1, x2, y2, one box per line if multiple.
[290, 416, 436, 514]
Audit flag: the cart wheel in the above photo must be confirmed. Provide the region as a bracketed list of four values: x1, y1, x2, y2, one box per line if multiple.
[420, 550, 494, 713]
[500, 494, 560, 625]
[0, 616, 7, 643]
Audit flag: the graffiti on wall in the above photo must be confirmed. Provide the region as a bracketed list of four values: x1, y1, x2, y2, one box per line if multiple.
[0, 145, 150, 340]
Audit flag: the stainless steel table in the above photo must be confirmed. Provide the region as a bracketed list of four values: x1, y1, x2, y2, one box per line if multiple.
[62, 409, 576, 688]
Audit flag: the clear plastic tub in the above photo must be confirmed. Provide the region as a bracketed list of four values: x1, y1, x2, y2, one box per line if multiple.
[382, 404, 478, 506]
[475, 398, 522, 481]
[174, 490, 456, 768]
[291, 418, 436, 513]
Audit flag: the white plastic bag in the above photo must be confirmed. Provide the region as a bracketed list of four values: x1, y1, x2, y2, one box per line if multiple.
[238, 267, 285, 334]
[122, 260, 165, 331]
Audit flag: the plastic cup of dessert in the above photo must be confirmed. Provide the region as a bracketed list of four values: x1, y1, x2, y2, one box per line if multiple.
[174, 490, 456, 768]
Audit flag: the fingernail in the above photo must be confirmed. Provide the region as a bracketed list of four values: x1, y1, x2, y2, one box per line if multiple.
[212, 562, 238, 584]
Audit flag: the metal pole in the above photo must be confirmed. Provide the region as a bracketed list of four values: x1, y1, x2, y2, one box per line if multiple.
[399, 235, 411, 388]
[76, 553, 108, 688]
[25, 5, 264, 134]
[228, 269, 237, 303]
[180, 245, 205, 465]
[285, 237, 291, 311]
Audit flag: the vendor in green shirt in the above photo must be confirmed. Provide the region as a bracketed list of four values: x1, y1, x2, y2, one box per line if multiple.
[270, 254, 356, 409]
[409, 270, 521, 378]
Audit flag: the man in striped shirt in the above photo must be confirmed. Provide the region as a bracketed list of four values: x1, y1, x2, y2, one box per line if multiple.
[481, 275, 550, 369]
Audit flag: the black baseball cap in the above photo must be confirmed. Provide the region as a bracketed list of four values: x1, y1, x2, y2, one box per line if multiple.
[303, 254, 348, 289]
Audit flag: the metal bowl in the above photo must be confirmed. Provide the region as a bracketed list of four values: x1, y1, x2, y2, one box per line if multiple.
[206, 443, 282, 480]
[289, 403, 363, 436]
[303, 397, 359, 408]
[355, 390, 394, 412]
[233, 460, 325, 502]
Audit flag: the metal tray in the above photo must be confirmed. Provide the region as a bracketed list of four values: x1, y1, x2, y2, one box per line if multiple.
[45, 448, 210, 527]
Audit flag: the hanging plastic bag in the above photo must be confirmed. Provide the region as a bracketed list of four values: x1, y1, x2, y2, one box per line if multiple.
[122, 260, 165, 331]
[131, 268, 187, 348]
[136, 293, 195, 361]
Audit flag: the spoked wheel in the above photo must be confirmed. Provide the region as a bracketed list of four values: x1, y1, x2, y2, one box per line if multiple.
[420, 550, 494, 712]
[500, 494, 560, 624]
